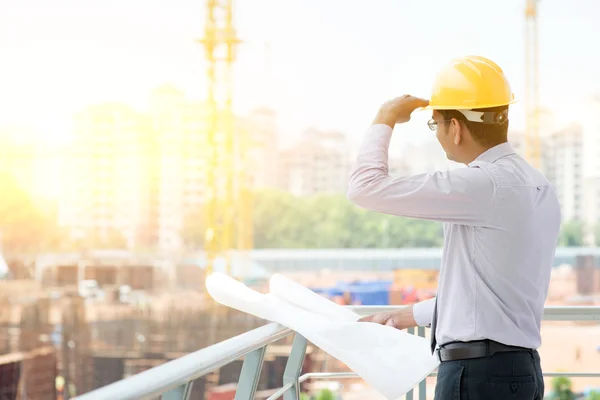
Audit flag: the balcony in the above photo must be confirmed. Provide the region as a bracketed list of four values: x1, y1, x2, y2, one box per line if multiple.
[75, 306, 600, 400]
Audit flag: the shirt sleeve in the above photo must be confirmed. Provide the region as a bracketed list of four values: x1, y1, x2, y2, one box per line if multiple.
[346, 124, 496, 225]
[412, 297, 436, 327]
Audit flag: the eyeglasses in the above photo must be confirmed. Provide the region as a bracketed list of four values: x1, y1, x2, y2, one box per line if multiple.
[427, 119, 452, 131]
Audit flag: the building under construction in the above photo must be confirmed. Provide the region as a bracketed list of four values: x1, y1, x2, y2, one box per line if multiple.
[0, 254, 302, 399]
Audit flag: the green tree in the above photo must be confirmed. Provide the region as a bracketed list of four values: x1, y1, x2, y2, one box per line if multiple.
[315, 389, 335, 400]
[252, 189, 443, 249]
[253, 189, 312, 248]
[587, 391, 600, 400]
[551, 376, 576, 400]
[558, 221, 584, 247]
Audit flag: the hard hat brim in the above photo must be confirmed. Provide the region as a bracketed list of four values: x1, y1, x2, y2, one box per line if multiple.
[417, 98, 519, 112]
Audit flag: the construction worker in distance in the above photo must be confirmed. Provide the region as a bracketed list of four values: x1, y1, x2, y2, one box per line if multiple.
[347, 56, 561, 400]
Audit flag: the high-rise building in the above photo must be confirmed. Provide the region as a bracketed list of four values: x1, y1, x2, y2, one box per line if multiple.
[545, 124, 584, 222]
[242, 107, 278, 189]
[60, 87, 280, 251]
[582, 95, 600, 179]
[60, 104, 151, 249]
[581, 96, 600, 243]
[278, 129, 350, 197]
[0, 127, 62, 211]
[149, 85, 207, 251]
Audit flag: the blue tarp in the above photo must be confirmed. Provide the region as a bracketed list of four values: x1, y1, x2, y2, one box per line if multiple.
[311, 280, 392, 305]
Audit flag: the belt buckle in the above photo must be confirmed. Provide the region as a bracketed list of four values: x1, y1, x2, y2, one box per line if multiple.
[436, 347, 442, 362]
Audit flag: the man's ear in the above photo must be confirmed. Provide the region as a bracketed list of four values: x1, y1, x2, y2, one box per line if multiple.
[451, 119, 462, 145]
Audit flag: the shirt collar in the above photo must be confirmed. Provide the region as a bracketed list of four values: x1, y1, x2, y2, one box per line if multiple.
[469, 142, 516, 166]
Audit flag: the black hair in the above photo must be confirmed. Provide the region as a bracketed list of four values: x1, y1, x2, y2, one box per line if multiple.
[438, 105, 509, 147]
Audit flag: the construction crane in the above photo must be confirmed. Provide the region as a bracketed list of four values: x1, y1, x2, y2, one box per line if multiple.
[198, 0, 244, 277]
[198, 3, 253, 386]
[525, 0, 541, 169]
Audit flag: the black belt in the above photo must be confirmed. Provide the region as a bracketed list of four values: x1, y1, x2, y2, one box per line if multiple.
[437, 340, 533, 362]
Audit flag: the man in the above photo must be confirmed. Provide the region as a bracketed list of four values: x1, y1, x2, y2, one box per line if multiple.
[346, 56, 561, 399]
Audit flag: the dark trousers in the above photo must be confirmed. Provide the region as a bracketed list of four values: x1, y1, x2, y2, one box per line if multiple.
[434, 349, 544, 400]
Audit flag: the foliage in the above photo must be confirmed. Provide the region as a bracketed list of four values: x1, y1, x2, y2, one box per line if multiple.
[3, 179, 596, 254]
[558, 221, 584, 247]
[550, 376, 576, 400]
[183, 189, 596, 250]
[252, 189, 444, 249]
[587, 391, 600, 400]
[315, 389, 335, 400]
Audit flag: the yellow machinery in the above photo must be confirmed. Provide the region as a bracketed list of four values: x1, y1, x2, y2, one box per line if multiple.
[525, 0, 541, 169]
[199, 0, 251, 277]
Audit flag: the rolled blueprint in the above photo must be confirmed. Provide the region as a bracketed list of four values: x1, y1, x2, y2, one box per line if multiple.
[206, 273, 439, 400]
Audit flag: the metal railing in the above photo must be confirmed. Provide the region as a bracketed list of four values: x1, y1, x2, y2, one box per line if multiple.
[75, 306, 600, 400]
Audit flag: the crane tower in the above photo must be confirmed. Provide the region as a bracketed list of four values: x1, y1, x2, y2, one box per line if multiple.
[199, 0, 242, 277]
[525, 0, 541, 169]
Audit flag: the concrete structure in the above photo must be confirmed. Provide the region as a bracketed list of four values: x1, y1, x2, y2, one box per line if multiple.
[59, 104, 151, 249]
[582, 95, 600, 179]
[545, 124, 584, 221]
[582, 177, 600, 244]
[59, 87, 208, 252]
[242, 107, 279, 189]
[59, 88, 281, 252]
[278, 129, 350, 196]
[581, 96, 600, 243]
[149, 85, 208, 251]
[574, 254, 600, 296]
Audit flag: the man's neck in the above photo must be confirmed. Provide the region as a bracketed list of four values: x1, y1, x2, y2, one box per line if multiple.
[461, 141, 507, 165]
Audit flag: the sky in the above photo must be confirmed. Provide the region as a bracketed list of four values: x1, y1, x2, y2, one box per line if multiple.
[0, 0, 599, 148]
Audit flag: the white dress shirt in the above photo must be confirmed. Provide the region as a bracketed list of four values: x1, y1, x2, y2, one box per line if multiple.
[347, 124, 561, 349]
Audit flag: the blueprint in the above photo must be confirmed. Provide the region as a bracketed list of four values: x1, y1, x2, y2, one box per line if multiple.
[205, 272, 439, 400]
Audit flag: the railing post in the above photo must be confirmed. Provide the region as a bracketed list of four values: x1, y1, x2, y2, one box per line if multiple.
[161, 382, 194, 400]
[418, 326, 427, 400]
[283, 334, 308, 400]
[406, 327, 415, 400]
[234, 346, 267, 400]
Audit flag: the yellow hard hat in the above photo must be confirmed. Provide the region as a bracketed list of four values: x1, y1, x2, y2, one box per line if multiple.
[428, 55, 517, 110]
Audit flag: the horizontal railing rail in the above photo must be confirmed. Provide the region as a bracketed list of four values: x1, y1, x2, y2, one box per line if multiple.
[75, 306, 600, 400]
[351, 305, 600, 321]
[75, 323, 291, 400]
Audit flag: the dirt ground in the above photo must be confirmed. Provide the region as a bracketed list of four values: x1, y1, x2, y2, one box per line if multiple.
[538, 322, 600, 392]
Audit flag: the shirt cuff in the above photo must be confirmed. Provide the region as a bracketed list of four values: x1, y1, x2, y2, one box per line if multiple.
[412, 297, 436, 327]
